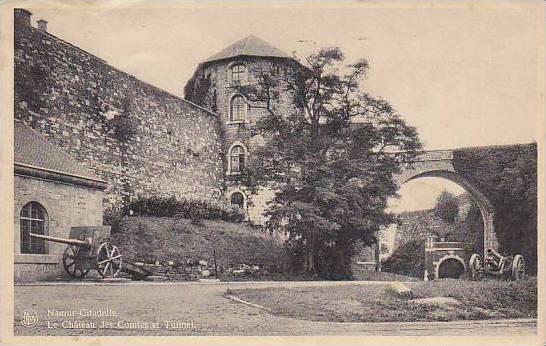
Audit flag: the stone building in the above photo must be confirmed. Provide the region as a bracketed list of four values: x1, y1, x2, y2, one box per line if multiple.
[12, 8, 229, 282]
[15, 8, 305, 225]
[184, 35, 302, 224]
[13, 9, 306, 282]
[14, 120, 107, 282]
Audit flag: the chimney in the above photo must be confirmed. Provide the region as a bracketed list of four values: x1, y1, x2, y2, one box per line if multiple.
[14, 8, 32, 26]
[37, 19, 48, 32]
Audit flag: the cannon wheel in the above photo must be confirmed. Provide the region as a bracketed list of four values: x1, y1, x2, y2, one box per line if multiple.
[63, 245, 89, 279]
[511, 255, 525, 280]
[469, 254, 484, 281]
[96, 242, 122, 278]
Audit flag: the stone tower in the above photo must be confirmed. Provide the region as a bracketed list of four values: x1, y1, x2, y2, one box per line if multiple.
[185, 35, 301, 224]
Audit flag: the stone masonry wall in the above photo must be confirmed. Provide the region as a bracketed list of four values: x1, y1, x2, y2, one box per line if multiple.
[14, 16, 225, 210]
[14, 174, 104, 282]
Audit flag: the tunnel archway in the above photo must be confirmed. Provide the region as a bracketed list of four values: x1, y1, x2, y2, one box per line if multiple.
[437, 257, 466, 279]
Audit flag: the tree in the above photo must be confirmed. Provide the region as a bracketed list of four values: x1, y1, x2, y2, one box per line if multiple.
[453, 202, 484, 256]
[238, 48, 421, 279]
[433, 190, 459, 224]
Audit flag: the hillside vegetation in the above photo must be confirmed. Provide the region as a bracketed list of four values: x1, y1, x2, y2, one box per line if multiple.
[110, 216, 286, 274]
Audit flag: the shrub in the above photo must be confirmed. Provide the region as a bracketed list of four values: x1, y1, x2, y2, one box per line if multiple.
[122, 196, 245, 223]
[103, 207, 124, 233]
[433, 190, 459, 224]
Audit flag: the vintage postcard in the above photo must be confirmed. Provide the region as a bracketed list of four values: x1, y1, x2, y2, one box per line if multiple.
[0, 0, 544, 345]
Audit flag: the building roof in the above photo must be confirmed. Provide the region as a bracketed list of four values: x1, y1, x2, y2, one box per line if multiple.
[204, 35, 291, 63]
[14, 121, 101, 181]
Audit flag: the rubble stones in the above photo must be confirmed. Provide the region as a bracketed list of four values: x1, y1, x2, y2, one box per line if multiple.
[134, 260, 264, 281]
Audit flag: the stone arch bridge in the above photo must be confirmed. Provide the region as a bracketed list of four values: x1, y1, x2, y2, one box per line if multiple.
[395, 149, 498, 252]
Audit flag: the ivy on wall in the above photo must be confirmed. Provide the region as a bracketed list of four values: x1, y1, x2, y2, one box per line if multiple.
[16, 63, 50, 111]
[452, 143, 537, 274]
[107, 96, 139, 142]
[184, 72, 217, 112]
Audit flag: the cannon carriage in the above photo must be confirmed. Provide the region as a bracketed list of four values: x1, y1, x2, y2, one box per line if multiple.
[30, 226, 152, 280]
[469, 248, 525, 281]
[30, 226, 123, 278]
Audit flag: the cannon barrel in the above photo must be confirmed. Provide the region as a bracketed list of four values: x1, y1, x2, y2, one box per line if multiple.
[486, 248, 504, 261]
[29, 233, 91, 248]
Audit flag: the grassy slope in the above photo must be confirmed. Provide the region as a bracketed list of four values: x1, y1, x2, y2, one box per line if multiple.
[230, 278, 537, 322]
[111, 216, 285, 272]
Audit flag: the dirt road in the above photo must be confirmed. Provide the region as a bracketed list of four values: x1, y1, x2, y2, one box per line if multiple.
[13, 281, 537, 336]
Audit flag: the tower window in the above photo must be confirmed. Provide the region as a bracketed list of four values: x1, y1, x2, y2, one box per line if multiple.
[229, 95, 246, 122]
[230, 64, 246, 84]
[229, 145, 245, 174]
[20, 201, 48, 254]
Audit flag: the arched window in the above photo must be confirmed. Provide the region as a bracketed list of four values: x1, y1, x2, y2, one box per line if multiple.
[20, 202, 48, 254]
[229, 95, 246, 122]
[230, 64, 246, 84]
[229, 145, 245, 173]
[230, 192, 245, 210]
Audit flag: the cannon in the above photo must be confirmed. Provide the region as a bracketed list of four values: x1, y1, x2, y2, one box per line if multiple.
[30, 226, 123, 278]
[469, 248, 525, 281]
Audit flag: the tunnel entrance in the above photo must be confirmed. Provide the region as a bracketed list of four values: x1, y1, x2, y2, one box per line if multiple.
[437, 258, 465, 279]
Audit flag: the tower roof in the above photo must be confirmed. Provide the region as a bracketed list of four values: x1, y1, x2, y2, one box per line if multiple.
[204, 35, 291, 63]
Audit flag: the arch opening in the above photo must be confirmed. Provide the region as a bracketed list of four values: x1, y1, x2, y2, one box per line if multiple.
[437, 258, 465, 279]
[385, 176, 485, 251]
[229, 94, 247, 122]
[381, 165, 496, 279]
[20, 201, 49, 254]
[230, 145, 245, 173]
[396, 169, 497, 253]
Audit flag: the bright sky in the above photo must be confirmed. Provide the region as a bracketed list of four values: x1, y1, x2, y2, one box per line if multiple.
[22, 1, 542, 211]
[386, 177, 465, 213]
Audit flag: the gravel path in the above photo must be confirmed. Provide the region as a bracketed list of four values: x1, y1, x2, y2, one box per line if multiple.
[13, 282, 537, 336]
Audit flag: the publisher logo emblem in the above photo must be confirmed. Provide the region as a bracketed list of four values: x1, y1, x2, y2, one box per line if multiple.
[21, 309, 38, 327]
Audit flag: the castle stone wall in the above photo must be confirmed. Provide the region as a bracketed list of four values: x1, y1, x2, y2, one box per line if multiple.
[14, 16, 225, 210]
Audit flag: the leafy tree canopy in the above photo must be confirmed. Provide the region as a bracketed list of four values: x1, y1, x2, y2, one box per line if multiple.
[433, 190, 459, 224]
[237, 47, 421, 278]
